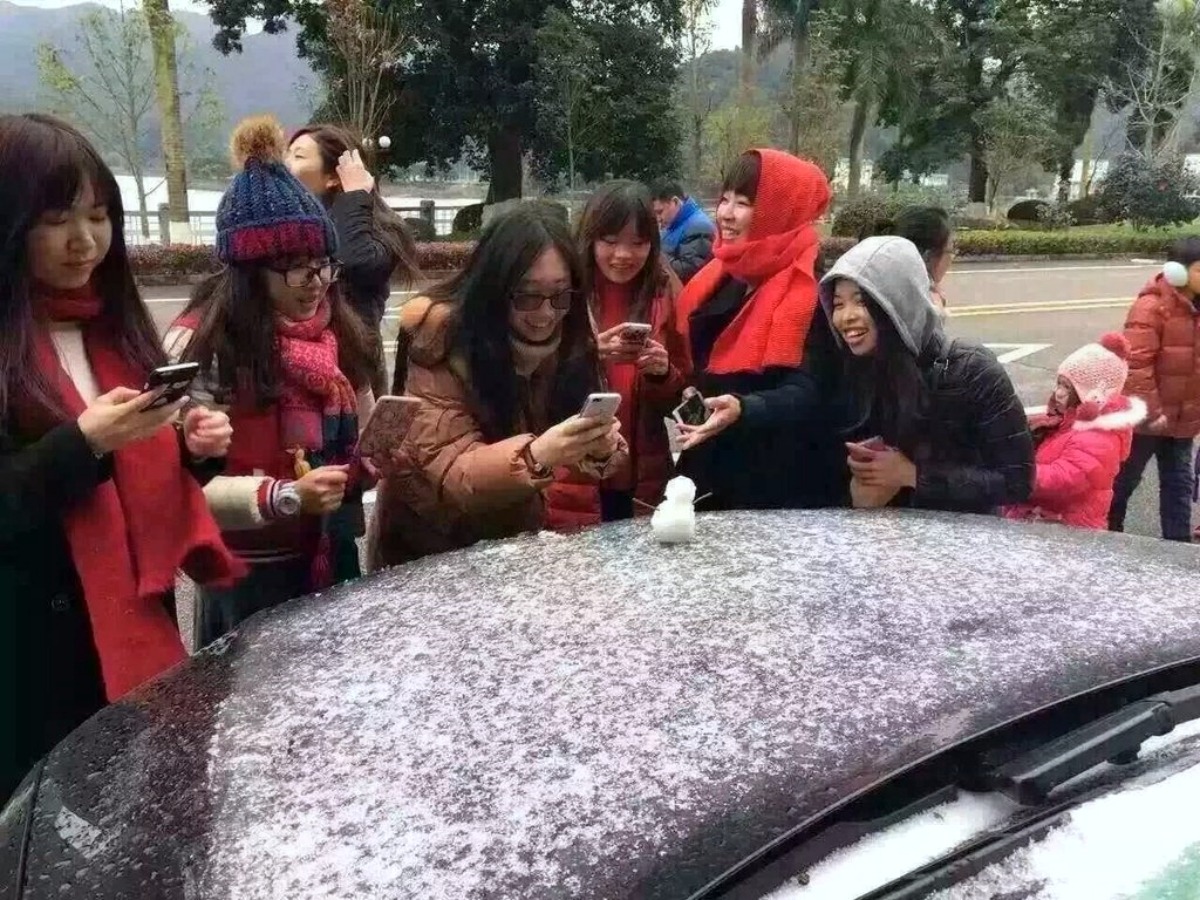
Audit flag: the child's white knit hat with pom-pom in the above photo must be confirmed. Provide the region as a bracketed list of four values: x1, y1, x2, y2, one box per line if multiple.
[1057, 331, 1130, 421]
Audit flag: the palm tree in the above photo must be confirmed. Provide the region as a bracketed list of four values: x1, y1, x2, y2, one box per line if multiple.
[832, 0, 925, 196]
[740, 0, 759, 98]
[758, 0, 826, 155]
[142, 0, 191, 242]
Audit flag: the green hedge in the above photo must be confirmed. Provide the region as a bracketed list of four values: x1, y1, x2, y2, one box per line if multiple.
[128, 241, 476, 281]
[953, 228, 1189, 257]
[127, 229, 1190, 282]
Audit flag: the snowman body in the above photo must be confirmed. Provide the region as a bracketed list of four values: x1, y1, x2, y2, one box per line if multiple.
[651, 476, 697, 544]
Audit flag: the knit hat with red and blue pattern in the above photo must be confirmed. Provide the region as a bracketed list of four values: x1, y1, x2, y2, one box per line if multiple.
[215, 115, 337, 265]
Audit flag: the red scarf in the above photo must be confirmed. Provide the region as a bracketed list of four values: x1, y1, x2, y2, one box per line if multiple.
[595, 275, 638, 492]
[14, 286, 245, 700]
[676, 149, 831, 374]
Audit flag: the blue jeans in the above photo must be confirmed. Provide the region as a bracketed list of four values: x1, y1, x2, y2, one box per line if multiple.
[1108, 434, 1195, 542]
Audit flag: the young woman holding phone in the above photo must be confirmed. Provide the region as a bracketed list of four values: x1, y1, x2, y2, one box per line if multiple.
[578, 180, 688, 520]
[0, 114, 243, 802]
[370, 201, 627, 568]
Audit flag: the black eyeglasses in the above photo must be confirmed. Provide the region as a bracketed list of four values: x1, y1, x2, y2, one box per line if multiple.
[511, 288, 581, 312]
[268, 262, 343, 288]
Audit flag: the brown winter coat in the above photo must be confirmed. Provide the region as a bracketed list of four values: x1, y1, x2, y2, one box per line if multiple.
[368, 297, 628, 569]
[1123, 274, 1200, 438]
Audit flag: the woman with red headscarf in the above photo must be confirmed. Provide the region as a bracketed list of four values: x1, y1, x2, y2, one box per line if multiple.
[671, 149, 843, 510]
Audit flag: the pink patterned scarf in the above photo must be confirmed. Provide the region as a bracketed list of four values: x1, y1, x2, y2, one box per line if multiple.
[277, 301, 360, 462]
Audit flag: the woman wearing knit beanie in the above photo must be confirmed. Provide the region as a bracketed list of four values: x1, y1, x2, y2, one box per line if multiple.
[667, 149, 845, 510]
[166, 115, 378, 649]
[369, 201, 628, 568]
[286, 125, 420, 395]
[1004, 333, 1147, 529]
[0, 114, 244, 801]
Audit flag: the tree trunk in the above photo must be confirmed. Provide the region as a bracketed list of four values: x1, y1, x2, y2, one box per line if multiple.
[968, 138, 989, 204]
[143, 0, 191, 243]
[787, 27, 811, 155]
[486, 127, 523, 203]
[691, 113, 704, 186]
[1056, 152, 1074, 204]
[133, 171, 150, 239]
[847, 95, 871, 198]
[740, 0, 757, 98]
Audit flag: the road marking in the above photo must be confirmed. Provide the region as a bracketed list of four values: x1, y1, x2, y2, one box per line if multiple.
[951, 263, 1158, 276]
[952, 297, 1129, 318]
[984, 343, 1053, 364]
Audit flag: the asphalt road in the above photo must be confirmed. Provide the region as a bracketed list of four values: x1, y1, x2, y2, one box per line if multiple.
[146, 259, 1196, 545]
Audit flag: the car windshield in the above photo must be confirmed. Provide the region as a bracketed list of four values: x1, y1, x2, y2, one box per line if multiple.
[762, 718, 1200, 900]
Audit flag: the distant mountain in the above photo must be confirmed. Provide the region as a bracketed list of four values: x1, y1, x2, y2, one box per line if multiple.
[0, 1, 318, 140]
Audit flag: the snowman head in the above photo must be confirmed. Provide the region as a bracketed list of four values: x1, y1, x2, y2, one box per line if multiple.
[663, 476, 697, 505]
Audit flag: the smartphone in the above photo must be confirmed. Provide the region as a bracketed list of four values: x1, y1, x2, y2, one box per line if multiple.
[847, 436, 889, 461]
[142, 362, 200, 411]
[618, 322, 652, 347]
[672, 391, 710, 427]
[580, 392, 622, 421]
[357, 395, 423, 459]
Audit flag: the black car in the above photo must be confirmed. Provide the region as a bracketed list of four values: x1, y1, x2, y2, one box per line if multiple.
[2, 510, 1198, 899]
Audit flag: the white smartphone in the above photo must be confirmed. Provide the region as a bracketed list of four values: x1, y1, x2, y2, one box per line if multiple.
[618, 322, 652, 347]
[580, 392, 622, 421]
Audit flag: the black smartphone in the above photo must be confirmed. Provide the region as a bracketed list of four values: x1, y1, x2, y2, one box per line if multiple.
[672, 391, 710, 427]
[142, 362, 200, 411]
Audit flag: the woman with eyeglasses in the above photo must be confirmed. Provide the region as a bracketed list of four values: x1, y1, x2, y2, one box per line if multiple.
[165, 116, 377, 647]
[369, 201, 627, 568]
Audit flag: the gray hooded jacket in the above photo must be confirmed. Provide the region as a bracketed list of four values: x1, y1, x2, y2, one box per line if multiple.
[817, 236, 1033, 513]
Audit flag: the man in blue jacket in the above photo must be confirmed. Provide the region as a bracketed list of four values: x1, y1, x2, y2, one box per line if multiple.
[651, 180, 715, 284]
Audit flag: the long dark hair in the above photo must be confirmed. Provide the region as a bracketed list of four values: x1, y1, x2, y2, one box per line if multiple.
[395, 201, 599, 440]
[0, 113, 163, 422]
[577, 180, 665, 323]
[841, 293, 929, 456]
[885, 206, 952, 273]
[179, 266, 375, 407]
[290, 124, 420, 286]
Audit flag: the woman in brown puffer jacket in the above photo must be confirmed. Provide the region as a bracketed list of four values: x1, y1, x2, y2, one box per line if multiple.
[368, 202, 628, 568]
[1108, 237, 1200, 543]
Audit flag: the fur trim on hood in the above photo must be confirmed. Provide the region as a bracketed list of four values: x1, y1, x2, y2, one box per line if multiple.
[1074, 395, 1147, 432]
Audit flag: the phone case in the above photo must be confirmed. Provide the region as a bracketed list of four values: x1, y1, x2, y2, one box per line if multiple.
[358, 398, 421, 458]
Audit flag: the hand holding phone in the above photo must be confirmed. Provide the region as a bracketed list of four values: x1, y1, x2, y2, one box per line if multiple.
[142, 362, 200, 411]
[530, 410, 619, 469]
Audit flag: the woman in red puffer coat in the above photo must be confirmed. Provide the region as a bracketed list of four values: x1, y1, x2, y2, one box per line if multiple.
[547, 181, 688, 527]
[1005, 332, 1147, 529]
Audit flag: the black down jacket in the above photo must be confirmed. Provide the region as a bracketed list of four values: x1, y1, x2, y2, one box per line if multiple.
[819, 236, 1034, 515]
[904, 334, 1034, 513]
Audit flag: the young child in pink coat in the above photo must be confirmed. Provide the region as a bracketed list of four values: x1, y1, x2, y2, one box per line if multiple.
[1005, 332, 1147, 529]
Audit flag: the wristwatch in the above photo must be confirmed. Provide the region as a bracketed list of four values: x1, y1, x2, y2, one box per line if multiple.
[523, 444, 552, 478]
[275, 481, 302, 518]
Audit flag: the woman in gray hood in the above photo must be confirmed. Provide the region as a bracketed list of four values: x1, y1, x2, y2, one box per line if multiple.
[818, 236, 1033, 513]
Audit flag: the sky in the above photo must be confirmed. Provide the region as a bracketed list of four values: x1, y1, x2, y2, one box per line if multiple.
[10, 0, 743, 49]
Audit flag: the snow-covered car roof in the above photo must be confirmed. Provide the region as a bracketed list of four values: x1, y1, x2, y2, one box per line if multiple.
[7, 510, 1200, 899]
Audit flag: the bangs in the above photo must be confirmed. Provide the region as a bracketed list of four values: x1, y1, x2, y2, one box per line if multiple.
[580, 181, 658, 242]
[36, 126, 120, 215]
[722, 152, 762, 202]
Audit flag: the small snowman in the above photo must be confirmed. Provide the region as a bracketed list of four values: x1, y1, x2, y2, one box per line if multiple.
[651, 476, 697, 544]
